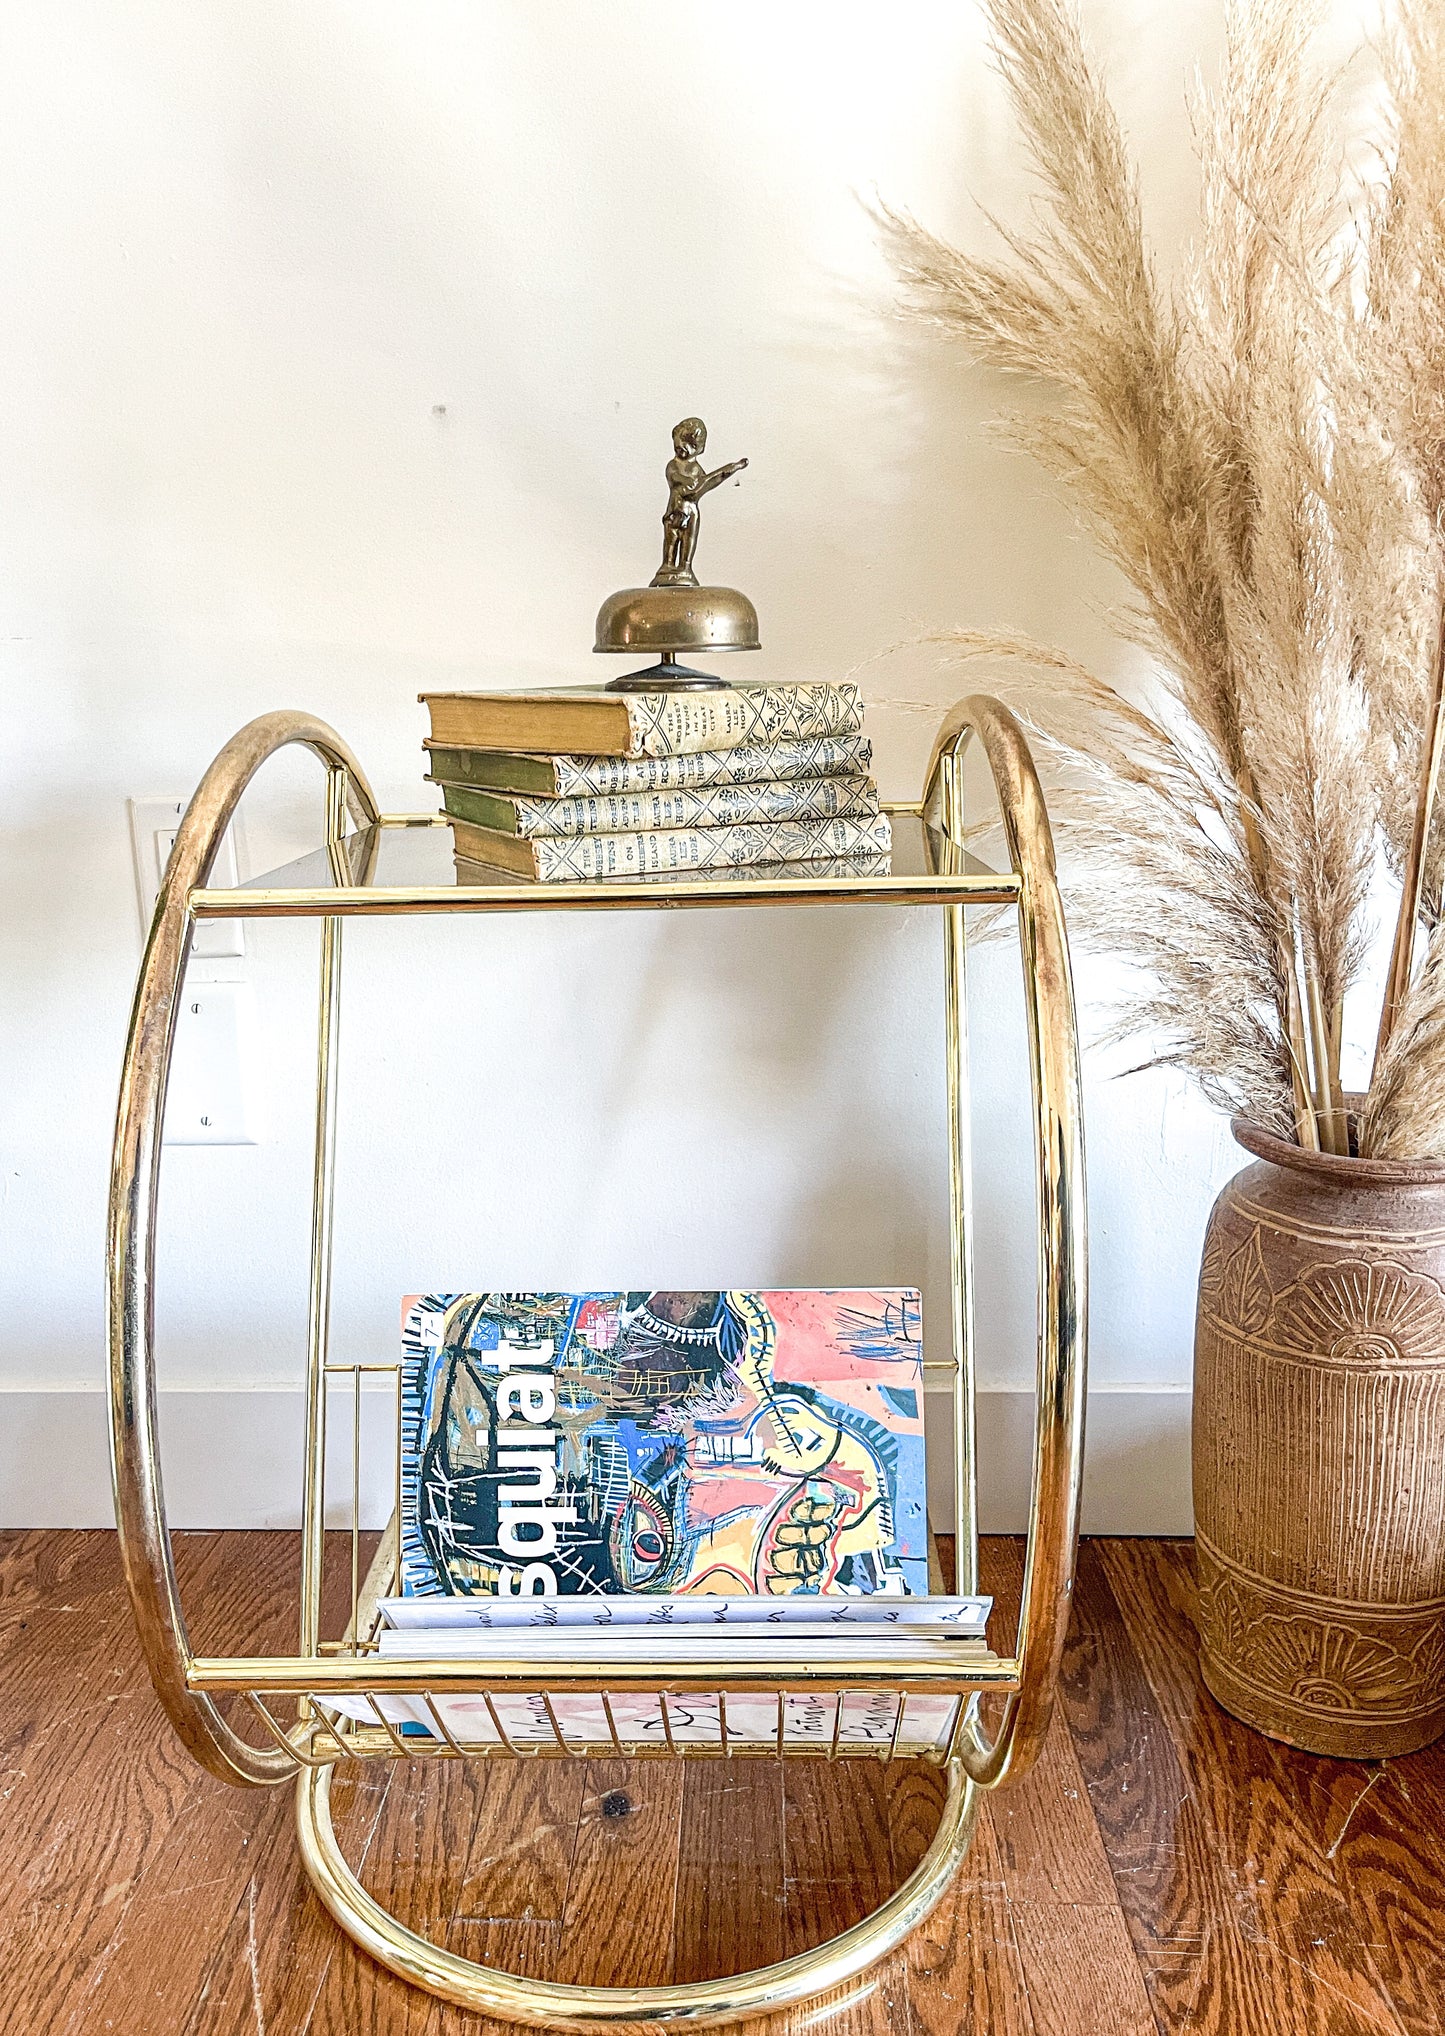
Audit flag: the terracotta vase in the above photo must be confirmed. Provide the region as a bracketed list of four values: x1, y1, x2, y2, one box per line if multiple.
[1192, 1120, 1445, 1758]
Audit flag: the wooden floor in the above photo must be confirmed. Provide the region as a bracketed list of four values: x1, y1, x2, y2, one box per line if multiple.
[4, 1534, 1444, 2036]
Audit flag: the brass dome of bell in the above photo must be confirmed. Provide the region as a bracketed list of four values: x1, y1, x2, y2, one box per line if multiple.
[594, 418, 760, 692]
[594, 583, 760, 656]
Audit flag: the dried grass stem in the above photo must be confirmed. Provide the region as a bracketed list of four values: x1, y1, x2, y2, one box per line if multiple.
[883, 0, 1445, 1159]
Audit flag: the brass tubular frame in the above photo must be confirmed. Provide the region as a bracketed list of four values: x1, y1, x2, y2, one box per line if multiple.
[187, 1647, 1018, 1695]
[924, 695, 1089, 1791]
[294, 1756, 979, 2029]
[106, 699, 1087, 2021]
[939, 749, 980, 1594]
[300, 770, 349, 1669]
[307, 1725, 969, 1765]
[107, 712, 378, 1786]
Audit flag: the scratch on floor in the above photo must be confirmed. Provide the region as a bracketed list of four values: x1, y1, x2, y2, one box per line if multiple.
[466, 1821, 569, 1873]
[1326, 1768, 1385, 1862]
[246, 1879, 267, 2036]
[1242, 1925, 1400, 2034]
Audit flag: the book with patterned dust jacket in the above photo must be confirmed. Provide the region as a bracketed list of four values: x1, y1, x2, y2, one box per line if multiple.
[423, 734, 873, 798]
[448, 811, 891, 880]
[419, 682, 863, 759]
[434, 773, 879, 840]
[398, 1290, 928, 1600]
[453, 849, 893, 889]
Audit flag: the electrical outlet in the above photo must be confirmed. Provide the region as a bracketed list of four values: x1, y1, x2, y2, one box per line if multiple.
[163, 983, 263, 1145]
[128, 796, 246, 961]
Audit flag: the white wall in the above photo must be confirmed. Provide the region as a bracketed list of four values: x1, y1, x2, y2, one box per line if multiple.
[0, 0, 1285, 1533]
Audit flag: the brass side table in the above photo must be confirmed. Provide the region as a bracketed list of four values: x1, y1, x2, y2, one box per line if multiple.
[107, 697, 1087, 2029]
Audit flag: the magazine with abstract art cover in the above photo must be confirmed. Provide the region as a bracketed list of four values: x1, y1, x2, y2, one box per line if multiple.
[398, 1289, 927, 1601]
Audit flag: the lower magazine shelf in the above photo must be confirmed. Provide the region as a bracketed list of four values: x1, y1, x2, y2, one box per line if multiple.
[191, 1519, 1017, 1771]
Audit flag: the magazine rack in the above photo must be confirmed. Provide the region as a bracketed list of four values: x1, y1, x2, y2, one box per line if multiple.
[107, 697, 1086, 2030]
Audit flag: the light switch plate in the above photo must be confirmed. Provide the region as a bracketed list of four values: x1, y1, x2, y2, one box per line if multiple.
[163, 983, 263, 1145]
[128, 796, 246, 961]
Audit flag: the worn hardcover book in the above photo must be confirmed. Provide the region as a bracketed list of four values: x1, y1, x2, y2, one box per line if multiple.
[423, 735, 873, 798]
[448, 811, 891, 880]
[454, 848, 891, 889]
[433, 773, 879, 840]
[419, 682, 863, 759]
[398, 1290, 928, 1600]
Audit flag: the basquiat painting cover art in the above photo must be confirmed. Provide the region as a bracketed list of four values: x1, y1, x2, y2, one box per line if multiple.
[398, 1290, 926, 1599]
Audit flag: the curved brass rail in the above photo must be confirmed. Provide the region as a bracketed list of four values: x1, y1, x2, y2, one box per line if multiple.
[925, 695, 1089, 1791]
[107, 711, 378, 1786]
[296, 1757, 978, 2029]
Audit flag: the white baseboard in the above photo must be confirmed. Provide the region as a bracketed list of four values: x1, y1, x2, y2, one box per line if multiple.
[0, 1382, 1194, 1535]
[953, 1386, 1193, 1536]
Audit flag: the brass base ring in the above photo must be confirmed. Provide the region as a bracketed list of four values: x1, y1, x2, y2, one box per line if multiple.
[295, 1759, 978, 2029]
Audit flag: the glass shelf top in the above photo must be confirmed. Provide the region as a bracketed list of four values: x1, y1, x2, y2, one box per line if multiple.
[192, 808, 1016, 918]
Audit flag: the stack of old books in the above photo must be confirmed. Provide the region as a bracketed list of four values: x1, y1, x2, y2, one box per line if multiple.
[420, 680, 889, 880]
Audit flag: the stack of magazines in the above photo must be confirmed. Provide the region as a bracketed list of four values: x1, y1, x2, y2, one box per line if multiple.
[340, 1592, 992, 1753]
[325, 1290, 990, 1754]
[420, 682, 891, 880]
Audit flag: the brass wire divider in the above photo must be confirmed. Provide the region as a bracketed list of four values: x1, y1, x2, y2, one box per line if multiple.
[107, 701, 1087, 2029]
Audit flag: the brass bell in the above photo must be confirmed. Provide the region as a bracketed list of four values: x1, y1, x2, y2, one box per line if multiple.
[595, 418, 759, 692]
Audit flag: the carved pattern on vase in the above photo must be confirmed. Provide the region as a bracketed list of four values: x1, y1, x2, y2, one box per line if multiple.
[1193, 1156, 1445, 1755]
[1195, 1543, 1445, 1722]
[1267, 1257, 1445, 1367]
